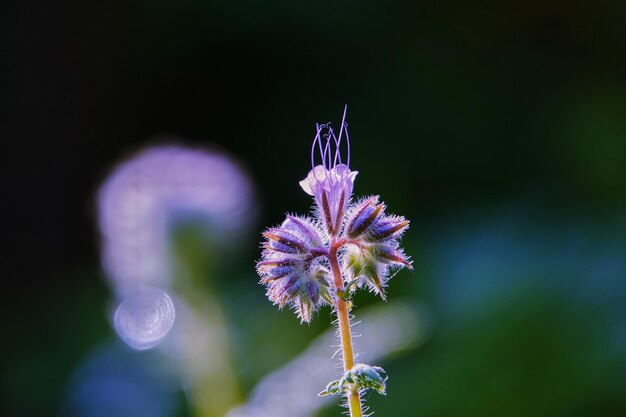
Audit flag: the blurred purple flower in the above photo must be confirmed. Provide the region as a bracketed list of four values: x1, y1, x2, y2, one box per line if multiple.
[97, 143, 254, 356]
[98, 144, 254, 294]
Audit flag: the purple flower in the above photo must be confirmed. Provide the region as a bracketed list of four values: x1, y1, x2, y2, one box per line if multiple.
[98, 144, 254, 294]
[257, 107, 412, 318]
[256, 107, 413, 415]
[257, 216, 332, 322]
[299, 109, 358, 237]
[300, 164, 358, 237]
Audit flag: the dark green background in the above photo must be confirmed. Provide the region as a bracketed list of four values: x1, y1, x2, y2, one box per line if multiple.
[2, 1, 626, 416]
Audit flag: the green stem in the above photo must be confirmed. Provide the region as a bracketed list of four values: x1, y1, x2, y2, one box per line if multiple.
[329, 241, 363, 417]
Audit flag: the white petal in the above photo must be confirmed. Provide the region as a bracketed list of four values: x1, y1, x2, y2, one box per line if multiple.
[299, 178, 314, 195]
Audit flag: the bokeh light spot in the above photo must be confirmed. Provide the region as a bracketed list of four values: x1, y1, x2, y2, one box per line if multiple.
[114, 288, 176, 350]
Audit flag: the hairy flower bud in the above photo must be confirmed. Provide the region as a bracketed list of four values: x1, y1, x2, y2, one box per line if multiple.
[343, 242, 411, 299]
[345, 196, 383, 239]
[345, 196, 409, 242]
[365, 214, 409, 242]
[257, 216, 331, 322]
[342, 196, 411, 298]
[344, 245, 387, 298]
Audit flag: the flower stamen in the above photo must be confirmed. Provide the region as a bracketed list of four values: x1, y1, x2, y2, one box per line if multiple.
[310, 105, 351, 172]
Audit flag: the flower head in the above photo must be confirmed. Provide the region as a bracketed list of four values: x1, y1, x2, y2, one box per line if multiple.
[299, 107, 357, 237]
[256, 107, 413, 415]
[257, 106, 412, 317]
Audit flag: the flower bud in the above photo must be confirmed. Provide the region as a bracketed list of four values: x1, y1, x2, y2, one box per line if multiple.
[365, 215, 409, 242]
[345, 196, 383, 239]
[344, 245, 386, 298]
[257, 215, 332, 322]
[344, 196, 409, 243]
[343, 242, 412, 299]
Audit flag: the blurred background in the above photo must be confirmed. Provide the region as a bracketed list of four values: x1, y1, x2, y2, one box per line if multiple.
[2, 1, 626, 416]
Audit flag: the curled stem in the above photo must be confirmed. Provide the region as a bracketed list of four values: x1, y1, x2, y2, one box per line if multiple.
[329, 242, 363, 417]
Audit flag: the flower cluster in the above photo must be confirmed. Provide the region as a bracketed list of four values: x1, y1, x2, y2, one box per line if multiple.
[256, 108, 413, 416]
[257, 109, 412, 321]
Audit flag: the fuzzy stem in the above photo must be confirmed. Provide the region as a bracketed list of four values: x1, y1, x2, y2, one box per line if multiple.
[329, 241, 363, 417]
